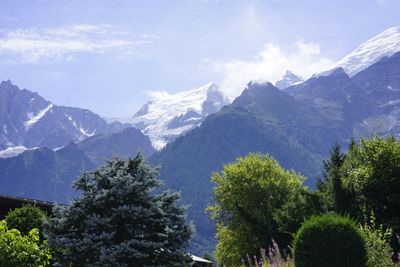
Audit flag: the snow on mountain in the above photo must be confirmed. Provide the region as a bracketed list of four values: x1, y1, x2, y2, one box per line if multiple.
[0, 145, 36, 158]
[337, 26, 400, 76]
[0, 80, 128, 150]
[275, 71, 304, 90]
[24, 104, 54, 131]
[129, 82, 230, 150]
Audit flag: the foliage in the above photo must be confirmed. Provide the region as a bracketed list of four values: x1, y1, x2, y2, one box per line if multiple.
[45, 153, 193, 267]
[5, 204, 47, 236]
[341, 136, 400, 232]
[293, 214, 367, 267]
[0, 220, 52, 267]
[317, 143, 352, 214]
[208, 153, 310, 266]
[360, 213, 393, 267]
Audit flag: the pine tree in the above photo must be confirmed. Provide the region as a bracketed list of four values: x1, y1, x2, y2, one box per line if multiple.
[319, 143, 349, 214]
[45, 153, 193, 267]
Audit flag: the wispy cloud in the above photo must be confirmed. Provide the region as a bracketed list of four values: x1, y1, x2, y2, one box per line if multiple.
[0, 24, 157, 63]
[205, 40, 336, 97]
[146, 90, 171, 99]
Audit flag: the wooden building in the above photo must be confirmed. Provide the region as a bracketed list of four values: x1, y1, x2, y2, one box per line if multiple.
[0, 194, 54, 219]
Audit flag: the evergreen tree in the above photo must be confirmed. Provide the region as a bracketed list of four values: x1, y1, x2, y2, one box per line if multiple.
[318, 143, 350, 214]
[45, 153, 193, 267]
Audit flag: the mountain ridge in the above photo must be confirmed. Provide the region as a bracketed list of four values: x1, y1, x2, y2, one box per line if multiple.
[113, 82, 230, 150]
[0, 80, 129, 153]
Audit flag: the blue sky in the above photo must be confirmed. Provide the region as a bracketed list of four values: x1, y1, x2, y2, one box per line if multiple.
[0, 0, 399, 117]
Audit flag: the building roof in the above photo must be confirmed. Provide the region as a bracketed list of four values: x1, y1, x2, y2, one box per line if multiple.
[0, 194, 54, 207]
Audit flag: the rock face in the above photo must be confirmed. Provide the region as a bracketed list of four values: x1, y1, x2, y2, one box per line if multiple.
[129, 82, 230, 150]
[275, 70, 303, 90]
[286, 52, 400, 140]
[0, 80, 127, 152]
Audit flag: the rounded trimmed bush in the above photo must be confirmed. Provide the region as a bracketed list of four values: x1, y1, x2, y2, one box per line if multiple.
[293, 214, 367, 267]
[5, 204, 47, 236]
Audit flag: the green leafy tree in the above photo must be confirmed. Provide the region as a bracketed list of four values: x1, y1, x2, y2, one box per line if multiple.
[341, 136, 400, 232]
[45, 153, 193, 267]
[0, 220, 52, 267]
[208, 153, 310, 266]
[360, 213, 393, 267]
[5, 204, 47, 236]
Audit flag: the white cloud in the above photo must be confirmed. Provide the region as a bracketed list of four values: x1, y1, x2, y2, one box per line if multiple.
[146, 90, 170, 99]
[207, 40, 336, 97]
[0, 24, 157, 63]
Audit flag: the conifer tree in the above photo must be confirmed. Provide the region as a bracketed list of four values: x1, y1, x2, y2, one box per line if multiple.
[318, 143, 353, 214]
[45, 153, 193, 267]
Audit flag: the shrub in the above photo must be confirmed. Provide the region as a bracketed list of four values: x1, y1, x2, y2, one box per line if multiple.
[293, 214, 367, 267]
[5, 204, 47, 236]
[360, 214, 393, 267]
[0, 220, 52, 267]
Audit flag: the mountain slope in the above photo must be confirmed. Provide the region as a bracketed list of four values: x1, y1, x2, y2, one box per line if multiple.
[150, 82, 340, 253]
[275, 70, 303, 90]
[128, 82, 230, 149]
[351, 51, 400, 137]
[0, 127, 154, 202]
[0, 80, 128, 151]
[286, 52, 400, 139]
[336, 26, 400, 76]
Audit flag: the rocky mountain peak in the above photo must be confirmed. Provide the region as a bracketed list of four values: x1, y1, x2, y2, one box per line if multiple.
[275, 71, 304, 89]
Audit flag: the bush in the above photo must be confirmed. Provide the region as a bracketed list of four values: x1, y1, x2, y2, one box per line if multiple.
[293, 214, 367, 267]
[360, 214, 393, 267]
[0, 220, 52, 267]
[5, 204, 47, 236]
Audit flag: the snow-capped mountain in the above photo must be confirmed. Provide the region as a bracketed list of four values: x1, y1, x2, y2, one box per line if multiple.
[0, 80, 127, 153]
[275, 71, 303, 90]
[129, 82, 230, 150]
[336, 26, 400, 76]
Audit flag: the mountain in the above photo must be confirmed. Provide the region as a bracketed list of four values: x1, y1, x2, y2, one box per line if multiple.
[150, 81, 341, 253]
[150, 49, 400, 254]
[286, 52, 400, 139]
[275, 70, 303, 89]
[335, 26, 400, 76]
[351, 51, 400, 138]
[0, 80, 128, 152]
[127, 82, 230, 150]
[77, 127, 154, 165]
[0, 127, 154, 202]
